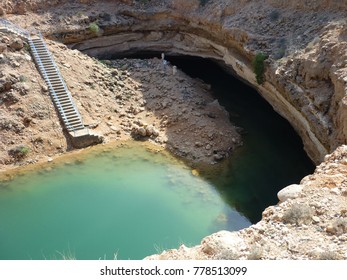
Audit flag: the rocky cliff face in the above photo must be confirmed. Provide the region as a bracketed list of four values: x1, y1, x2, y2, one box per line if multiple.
[6, 0, 347, 164]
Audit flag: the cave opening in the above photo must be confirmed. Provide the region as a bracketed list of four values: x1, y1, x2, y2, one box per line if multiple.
[107, 52, 315, 223]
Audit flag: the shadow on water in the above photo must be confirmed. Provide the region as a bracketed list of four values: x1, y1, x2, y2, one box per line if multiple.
[163, 56, 315, 223]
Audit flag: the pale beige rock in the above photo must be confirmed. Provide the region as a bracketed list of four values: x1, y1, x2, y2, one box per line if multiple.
[277, 184, 303, 202]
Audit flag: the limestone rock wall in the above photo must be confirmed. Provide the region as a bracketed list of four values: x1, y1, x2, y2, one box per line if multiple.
[43, 1, 346, 164]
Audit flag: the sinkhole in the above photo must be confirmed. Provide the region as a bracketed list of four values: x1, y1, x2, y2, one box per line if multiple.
[0, 54, 315, 260]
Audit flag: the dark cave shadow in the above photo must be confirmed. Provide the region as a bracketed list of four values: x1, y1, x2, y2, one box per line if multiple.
[100, 53, 315, 224]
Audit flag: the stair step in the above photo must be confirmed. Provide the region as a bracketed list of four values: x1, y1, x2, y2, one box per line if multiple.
[52, 87, 66, 92]
[46, 73, 60, 77]
[64, 114, 80, 119]
[54, 95, 70, 100]
[40, 61, 53, 64]
[44, 67, 57, 71]
[66, 121, 83, 126]
[68, 126, 85, 132]
[48, 80, 64, 86]
[49, 79, 63, 84]
[63, 110, 79, 115]
[34, 48, 48, 52]
[54, 94, 68, 99]
[40, 59, 53, 63]
[48, 75, 62, 79]
[48, 77, 63, 81]
[57, 98, 72, 103]
[47, 75, 61, 80]
[59, 106, 74, 111]
[65, 120, 83, 125]
[57, 99, 72, 104]
[65, 113, 80, 118]
[49, 80, 64, 84]
[62, 110, 78, 115]
[39, 55, 52, 59]
[60, 105, 75, 110]
[40, 60, 54, 64]
[54, 90, 68, 94]
[59, 108, 75, 114]
[56, 102, 72, 107]
[50, 83, 65, 88]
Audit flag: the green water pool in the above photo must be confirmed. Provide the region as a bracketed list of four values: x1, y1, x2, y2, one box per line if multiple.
[0, 143, 250, 260]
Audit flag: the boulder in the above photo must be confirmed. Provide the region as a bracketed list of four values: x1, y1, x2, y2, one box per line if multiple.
[10, 39, 24, 51]
[137, 127, 147, 137]
[277, 184, 303, 202]
[201, 231, 246, 259]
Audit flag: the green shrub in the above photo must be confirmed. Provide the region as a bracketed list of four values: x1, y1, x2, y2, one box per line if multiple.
[24, 43, 31, 53]
[89, 22, 99, 34]
[9, 145, 30, 159]
[252, 53, 267, 85]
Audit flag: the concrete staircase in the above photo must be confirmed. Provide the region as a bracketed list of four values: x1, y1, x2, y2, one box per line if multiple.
[0, 19, 103, 147]
[29, 35, 85, 133]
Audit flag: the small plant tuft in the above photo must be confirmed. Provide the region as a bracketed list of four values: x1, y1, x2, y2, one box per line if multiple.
[89, 22, 100, 34]
[282, 203, 313, 226]
[24, 43, 31, 53]
[8, 145, 30, 159]
[252, 53, 267, 85]
[329, 218, 347, 235]
[19, 75, 28, 83]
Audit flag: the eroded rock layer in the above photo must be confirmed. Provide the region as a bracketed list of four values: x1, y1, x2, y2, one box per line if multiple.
[5, 0, 347, 163]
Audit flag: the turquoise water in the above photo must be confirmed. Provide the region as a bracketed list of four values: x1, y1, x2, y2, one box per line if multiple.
[0, 144, 250, 260]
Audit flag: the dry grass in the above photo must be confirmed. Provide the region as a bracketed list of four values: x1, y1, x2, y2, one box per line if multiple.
[282, 203, 313, 226]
